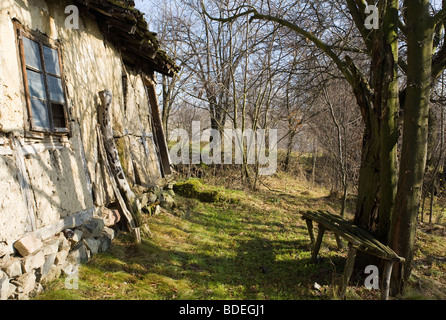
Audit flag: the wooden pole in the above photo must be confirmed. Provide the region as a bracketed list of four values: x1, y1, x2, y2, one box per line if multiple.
[381, 260, 394, 300]
[143, 74, 172, 176]
[97, 127, 141, 243]
[305, 219, 315, 246]
[311, 224, 326, 263]
[339, 243, 357, 299]
[98, 90, 141, 243]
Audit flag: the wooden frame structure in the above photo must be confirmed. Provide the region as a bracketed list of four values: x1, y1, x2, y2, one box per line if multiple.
[300, 210, 405, 300]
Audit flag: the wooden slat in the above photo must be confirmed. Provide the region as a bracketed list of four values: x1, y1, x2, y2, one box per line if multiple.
[300, 210, 405, 263]
[32, 208, 94, 241]
[97, 127, 141, 243]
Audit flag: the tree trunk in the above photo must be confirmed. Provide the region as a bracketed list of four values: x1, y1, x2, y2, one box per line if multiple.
[376, 0, 399, 244]
[389, 0, 434, 294]
[354, 0, 399, 246]
[354, 116, 381, 235]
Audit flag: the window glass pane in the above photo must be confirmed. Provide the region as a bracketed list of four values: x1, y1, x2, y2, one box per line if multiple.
[30, 98, 50, 129]
[23, 37, 42, 70]
[51, 103, 66, 128]
[27, 70, 47, 100]
[43, 46, 61, 76]
[47, 76, 65, 103]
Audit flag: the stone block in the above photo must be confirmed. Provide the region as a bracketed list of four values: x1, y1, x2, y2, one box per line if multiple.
[55, 249, 69, 266]
[160, 192, 175, 210]
[101, 226, 115, 241]
[58, 233, 70, 251]
[99, 235, 111, 253]
[13, 272, 36, 295]
[13, 234, 43, 257]
[29, 283, 43, 298]
[22, 251, 45, 273]
[0, 271, 15, 300]
[102, 208, 121, 227]
[41, 253, 56, 277]
[147, 191, 158, 203]
[41, 265, 61, 284]
[80, 218, 104, 238]
[41, 239, 60, 256]
[83, 238, 101, 255]
[1, 257, 22, 278]
[0, 242, 14, 258]
[68, 242, 89, 265]
[72, 229, 83, 243]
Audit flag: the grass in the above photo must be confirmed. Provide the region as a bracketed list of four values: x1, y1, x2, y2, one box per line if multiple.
[35, 173, 446, 300]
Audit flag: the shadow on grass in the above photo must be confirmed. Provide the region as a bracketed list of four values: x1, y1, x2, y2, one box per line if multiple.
[82, 222, 345, 300]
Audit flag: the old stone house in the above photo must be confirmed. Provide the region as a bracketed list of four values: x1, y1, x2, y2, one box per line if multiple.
[0, 0, 178, 299]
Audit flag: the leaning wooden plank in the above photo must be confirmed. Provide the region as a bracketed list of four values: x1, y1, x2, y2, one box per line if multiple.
[144, 75, 172, 176]
[97, 126, 141, 243]
[32, 208, 94, 241]
[98, 90, 142, 229]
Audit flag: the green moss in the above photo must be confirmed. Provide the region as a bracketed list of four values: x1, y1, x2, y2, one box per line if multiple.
[173, 179, 244, 204]
[115, 138, 129, 181]
[173, 179, 224, 203]
[105, 0, 133, 10]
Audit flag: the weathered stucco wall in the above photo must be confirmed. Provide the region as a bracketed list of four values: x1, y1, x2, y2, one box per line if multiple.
[0, 0, 163, 248]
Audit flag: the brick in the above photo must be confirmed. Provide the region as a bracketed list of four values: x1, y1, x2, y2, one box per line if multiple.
[14, 234, 43, 257]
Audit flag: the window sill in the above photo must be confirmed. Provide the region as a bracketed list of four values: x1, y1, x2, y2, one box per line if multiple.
[24, 130, 70, 146]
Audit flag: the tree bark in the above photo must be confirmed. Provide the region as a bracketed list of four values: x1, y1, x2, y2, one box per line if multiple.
[389, 0, 434, 294]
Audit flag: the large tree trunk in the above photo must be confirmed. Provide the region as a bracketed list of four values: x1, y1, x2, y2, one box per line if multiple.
[354, 118, 381, 234]
[389, 0, 434, 295]
[376, 0, 399, 244]
[354, 0, 399, 246]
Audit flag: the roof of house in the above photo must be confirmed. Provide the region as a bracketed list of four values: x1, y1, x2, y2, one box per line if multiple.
[74, 0, 180, 77]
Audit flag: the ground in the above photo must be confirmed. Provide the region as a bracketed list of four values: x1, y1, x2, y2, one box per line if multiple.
[35, 172, 446, 300]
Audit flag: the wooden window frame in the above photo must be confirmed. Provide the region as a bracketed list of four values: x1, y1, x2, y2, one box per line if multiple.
[14, 21, 70, 136]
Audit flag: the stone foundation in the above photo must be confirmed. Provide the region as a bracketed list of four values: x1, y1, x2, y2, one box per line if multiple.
[0, 217, 115, 300]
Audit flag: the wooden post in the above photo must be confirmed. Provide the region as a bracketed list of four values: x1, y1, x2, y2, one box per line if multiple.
[339, 243, 357, 298]
[311, 224, 326, 263]
[305, 219, 315, 246]
[98, 90, 141, 243]
[97, 127, 141, 243]
[381, 260, 394, 300]
[335, 234, 344, 250]
[143, 74, 172, 176]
